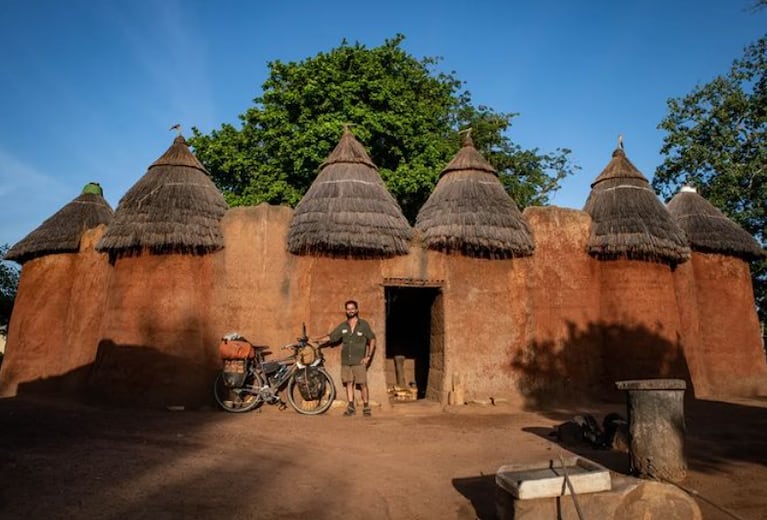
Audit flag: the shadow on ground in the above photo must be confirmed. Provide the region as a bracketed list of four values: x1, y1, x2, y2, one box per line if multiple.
[452, 475, 497, 520]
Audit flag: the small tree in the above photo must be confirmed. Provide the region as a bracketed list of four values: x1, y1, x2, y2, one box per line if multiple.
[191, 35, 578, 222]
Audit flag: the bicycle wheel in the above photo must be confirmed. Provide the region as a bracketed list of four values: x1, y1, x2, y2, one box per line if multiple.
[213, 371, 264, 413]
[287, 367, 336, 415]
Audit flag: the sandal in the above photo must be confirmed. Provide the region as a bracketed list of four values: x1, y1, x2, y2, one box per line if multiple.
[343, 403, 356, 416]
[363, 404, 372, 417]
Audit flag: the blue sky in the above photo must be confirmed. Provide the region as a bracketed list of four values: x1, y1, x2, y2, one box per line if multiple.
[1, 1, 765, 248]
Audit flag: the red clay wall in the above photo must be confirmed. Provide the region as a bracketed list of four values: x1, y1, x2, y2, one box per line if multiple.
[0, 226, 111, 397]
[597, 259, 690, 395]
[688, 253, 767, 396]
[440, 254, 529, 406]
[5, 203, 765, 408]
[672, 260, 708, 396]
[519, 207, 602, 406]
[89, 249, 219, 407]
[210, 205, 440, 410]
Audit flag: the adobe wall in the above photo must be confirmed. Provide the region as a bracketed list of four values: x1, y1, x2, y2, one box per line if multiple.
[0, 254, 77, 396]
[4, 203, 764, 409]
[210, 205, 444, 410]
[671, 260, 708, 396]
[519, 207, 602, 406]
[0, 226, 111, 397]
[439, 254, 529, 406]
[689, 253, 767, 396]
[597, 259, 690, 393]
[89, 248, 219, 407]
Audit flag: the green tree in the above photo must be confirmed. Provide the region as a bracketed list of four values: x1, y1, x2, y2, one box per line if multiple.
[190, 35, 577, 222]
[0, 244, 19, 327]
[653, 35, 766, 320]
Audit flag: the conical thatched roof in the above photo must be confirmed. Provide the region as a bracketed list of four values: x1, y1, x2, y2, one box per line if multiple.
[287, 128, 412, 258]
[5, 183, 114, 264]
[96, 135, 228, 259]
[583, 146, 690, 264]
[667, 186, 765, 261]
[414, 133, 534, 259]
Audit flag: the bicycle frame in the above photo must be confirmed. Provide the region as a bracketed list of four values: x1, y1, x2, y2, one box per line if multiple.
[214, 325, 336, 414]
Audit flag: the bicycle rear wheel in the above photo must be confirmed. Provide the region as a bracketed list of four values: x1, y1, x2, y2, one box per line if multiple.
[213, 371, 264, 413]
[287, 367, 336, 415]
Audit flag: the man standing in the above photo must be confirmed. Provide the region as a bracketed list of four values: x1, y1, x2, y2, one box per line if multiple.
[314, 300, 376, 417]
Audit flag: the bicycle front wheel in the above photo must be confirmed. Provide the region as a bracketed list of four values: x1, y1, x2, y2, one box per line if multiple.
[287, 367, 336, 415]
[213, 371, 264, 413]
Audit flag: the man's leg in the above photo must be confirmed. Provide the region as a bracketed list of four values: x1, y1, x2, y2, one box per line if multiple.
[361, 383, 371, 416]
[344, 381, 356, 416]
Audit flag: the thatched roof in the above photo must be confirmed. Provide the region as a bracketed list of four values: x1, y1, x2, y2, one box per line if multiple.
[414, 133, 535, 259]
[96, 135, 228, 259]
[287, 128, 412, 258]
[583, 146, 690, 264]
[667, 186, 765, 261]
[5, 183, 114, 264]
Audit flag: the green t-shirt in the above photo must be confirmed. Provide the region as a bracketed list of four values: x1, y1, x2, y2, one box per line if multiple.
[329, 318, 376, 366]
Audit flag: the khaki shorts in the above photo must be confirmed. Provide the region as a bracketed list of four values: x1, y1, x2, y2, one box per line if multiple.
[341, 364, 367, 385]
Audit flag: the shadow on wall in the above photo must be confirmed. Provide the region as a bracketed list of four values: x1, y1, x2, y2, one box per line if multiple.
[15, 307, 220, 408]
[15, 341, 219, 409]
[511, 321, 692, 410]
[15, 364, 94, 400]
[85, 339, 219, 409]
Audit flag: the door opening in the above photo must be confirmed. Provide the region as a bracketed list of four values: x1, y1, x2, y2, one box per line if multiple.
[385, 286, 443, 401]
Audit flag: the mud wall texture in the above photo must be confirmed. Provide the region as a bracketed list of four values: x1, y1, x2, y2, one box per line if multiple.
[0, 226, 112, 397]
[517, 207, 602, 406]
[89, 250, 218, 407]
[689, 253, 767, 396]
[2, 204, 765, 408]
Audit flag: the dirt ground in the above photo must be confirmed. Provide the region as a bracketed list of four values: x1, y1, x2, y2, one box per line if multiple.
[0, 395, 765, 520]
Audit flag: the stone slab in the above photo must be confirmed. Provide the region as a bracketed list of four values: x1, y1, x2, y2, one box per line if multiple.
[495, 455, 611, 499]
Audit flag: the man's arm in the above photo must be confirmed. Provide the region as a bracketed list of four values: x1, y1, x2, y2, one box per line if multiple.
[363, 337, 376, 365]
[312, 334, 331, 345]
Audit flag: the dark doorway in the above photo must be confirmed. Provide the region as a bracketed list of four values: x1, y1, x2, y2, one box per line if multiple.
[385, 286, 443, 400]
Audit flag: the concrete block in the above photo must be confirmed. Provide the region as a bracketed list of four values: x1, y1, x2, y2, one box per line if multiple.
[496, 455, 611, 500]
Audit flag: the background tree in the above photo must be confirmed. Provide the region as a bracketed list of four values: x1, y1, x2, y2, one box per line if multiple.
[190, 35, 577, 222]
[0, 244, 19, 328]
[653, 35, 766, 321]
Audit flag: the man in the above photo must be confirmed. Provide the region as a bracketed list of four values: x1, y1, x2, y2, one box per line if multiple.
[314, 300, 376, 417]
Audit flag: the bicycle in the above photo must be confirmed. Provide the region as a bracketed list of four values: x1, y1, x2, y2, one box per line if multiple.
[213, 324, 336, 415]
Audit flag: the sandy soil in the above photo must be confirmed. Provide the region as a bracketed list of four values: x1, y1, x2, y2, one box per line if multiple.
[0, 395, 765, 519]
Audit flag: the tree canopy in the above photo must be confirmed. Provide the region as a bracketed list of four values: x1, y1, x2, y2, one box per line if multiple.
[190, 35, 577, 222]
[0, 244, 19, 327]
[653, 35, 766, 320]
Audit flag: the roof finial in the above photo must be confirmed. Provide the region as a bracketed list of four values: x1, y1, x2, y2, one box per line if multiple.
[342, 122, 355, 135]
[458, 127, 473, 147]
[618, 133, 624, 150]
[169, 123, 182, 136]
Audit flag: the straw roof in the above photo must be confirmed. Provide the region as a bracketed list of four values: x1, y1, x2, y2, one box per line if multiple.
[415, 133, 535, 259]
[667, 186, 765, 261]
[96, 135, 228, 260]
[287, 128, 412, 258]
[5, 183, 113, 264]
[583, 146, 690, 264]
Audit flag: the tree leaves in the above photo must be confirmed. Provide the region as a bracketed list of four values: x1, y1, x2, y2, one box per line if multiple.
[654, 35, 767, 321]
[190, 35, 578, 222]
[0, 244, 19, 327]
